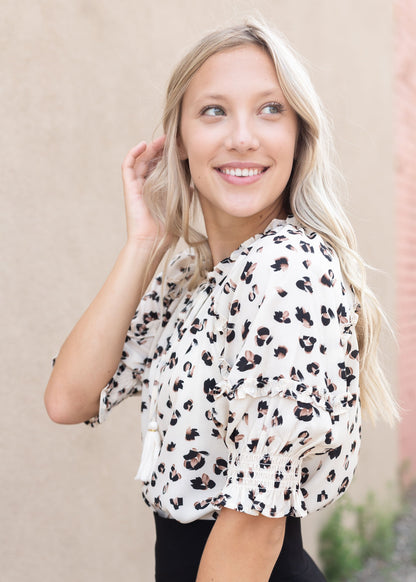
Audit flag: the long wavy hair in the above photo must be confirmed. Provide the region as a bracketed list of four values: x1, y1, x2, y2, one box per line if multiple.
[141, 19, 399, 425]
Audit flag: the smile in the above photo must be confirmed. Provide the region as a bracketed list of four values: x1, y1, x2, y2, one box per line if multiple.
[217, 167, 267, 177]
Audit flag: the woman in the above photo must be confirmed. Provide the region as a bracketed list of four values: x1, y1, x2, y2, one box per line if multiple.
[45, 20, 399, 582]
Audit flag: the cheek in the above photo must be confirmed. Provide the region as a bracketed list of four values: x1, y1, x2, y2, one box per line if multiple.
[269, 128, 298, 160]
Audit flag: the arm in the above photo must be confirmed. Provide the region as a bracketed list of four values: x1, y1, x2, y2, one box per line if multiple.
[196, 508, 286, 582]
[44, 137, 170, 424]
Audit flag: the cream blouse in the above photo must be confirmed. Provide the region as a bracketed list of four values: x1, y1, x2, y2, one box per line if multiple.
[87, 216, 361, 523]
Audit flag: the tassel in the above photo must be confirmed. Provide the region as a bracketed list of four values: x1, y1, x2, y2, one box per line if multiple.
[134, 420, 161, 482]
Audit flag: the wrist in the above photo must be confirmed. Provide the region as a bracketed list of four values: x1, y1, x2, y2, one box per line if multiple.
[121, 238, 171, 276]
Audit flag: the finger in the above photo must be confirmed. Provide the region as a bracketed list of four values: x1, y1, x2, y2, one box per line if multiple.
[137, 135, 166, 168]
[147, 135, 166, 157]
[144, 136, 167, 175]
[122, 141, 147, 171]
[134, 135, 167, 179]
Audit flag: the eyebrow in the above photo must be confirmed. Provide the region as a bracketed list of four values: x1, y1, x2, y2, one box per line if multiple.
[197, 89, 283, 102]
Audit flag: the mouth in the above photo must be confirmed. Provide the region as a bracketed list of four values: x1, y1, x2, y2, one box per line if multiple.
[216, 166, 268, 177]
[214, 163, 269, 184]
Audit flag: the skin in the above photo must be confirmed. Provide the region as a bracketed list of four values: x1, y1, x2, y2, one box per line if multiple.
[179, 44, 298, 582]
[45, 43, 298, 582]
[44, 137, 171, 424]
[179, 44, 299, 267]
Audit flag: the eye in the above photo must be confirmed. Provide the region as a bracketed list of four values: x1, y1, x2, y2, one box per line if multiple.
[261, 102, 285, 115]
[200, 105, 225, 117]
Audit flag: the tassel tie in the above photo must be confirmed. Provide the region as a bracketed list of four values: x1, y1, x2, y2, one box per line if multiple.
[134, 420, 161, 482]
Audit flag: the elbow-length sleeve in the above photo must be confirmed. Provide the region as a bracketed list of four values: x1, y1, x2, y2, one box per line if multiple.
[86, 275, 164, 426]
[87, 250, 195, 426]
[212, 233, 360, 518]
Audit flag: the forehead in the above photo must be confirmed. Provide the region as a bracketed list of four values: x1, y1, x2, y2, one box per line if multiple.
[182, 44, 282, 103]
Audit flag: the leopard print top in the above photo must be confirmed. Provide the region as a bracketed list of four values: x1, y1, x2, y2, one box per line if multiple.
[87, 215, 361, 523]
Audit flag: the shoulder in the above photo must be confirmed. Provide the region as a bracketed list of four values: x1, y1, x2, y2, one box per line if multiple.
[230, 219, 341, 292]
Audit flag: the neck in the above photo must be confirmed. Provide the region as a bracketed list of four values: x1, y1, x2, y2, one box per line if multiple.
[203, 206, 286, 266]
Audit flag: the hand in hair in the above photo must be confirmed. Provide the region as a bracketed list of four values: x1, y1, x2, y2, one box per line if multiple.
[121, 136, 168, 245]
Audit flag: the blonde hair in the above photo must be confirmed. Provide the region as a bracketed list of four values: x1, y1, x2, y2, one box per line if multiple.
[142, 19, 399, 425]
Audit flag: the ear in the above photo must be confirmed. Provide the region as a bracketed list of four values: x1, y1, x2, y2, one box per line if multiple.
[177, 135, 188, 161]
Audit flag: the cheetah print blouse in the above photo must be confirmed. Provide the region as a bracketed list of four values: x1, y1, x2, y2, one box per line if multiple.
[87, 215, 361, 523]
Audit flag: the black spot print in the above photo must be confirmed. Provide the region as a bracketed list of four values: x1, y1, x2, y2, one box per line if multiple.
[294, 402, 319, 422]
[241, 319, 251, 340]
[300, 241, 314, 253]
[301, 467, 310, 484]
[295, 307, 314, 328]
[170, 465, 182, 481]
[203, 378, 221, 402]
[338, 477, 349, 494]
[248, 284, 259, 302]
[327, 470, 335, 482]
[190, 474, 216, 490]
[170, 497, 183, 509]
[321, 270, 335, 288]
[256, 326, 272, 346]
[274, 346, 288, 359]
[276, 287, 288, 297]
[173, 378, 184, 392]
[257, 400, 269, 418]
[296, 277, 313, 293]
[274, 310, 291, 324]
[213, 457, 227, 475]
[271, 257, 289, 271]
[201, 350, 213, 366]
[321, 306, 335, 326]
[328, 446, 342, 460]
[320, 242, 333, 261]
[186, 427, 200, 441]
[299, 336, 316, 353]
[307, 362, 320, 375]
[241, 261, 257, 284]
[235, 350, 262, 371]
[183, 449, 209, 471]
[271, 409, 283, 426]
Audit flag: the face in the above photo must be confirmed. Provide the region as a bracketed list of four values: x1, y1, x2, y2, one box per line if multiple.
[179, 44, 299, 227]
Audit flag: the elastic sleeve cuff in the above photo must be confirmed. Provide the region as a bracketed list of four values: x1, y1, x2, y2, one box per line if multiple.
[213, 452, 307, 518]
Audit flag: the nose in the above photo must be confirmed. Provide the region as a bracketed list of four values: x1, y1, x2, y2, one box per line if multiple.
[224, 115, 260, 152]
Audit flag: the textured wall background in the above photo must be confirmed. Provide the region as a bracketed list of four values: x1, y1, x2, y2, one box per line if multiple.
[1, 1, 398, 580]
[395, 0, 416, 484]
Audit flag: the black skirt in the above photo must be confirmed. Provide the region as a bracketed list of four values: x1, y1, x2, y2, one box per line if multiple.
[153, 512, 326, 581]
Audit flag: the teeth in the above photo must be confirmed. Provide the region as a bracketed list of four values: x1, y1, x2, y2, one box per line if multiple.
[221, 167, 263, 177]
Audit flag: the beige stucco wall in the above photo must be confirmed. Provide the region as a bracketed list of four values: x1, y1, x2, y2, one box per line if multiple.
[1, 1, 398, 580]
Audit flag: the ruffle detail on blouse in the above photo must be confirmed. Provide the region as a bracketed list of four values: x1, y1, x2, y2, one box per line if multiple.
[210, 452, 307, 518]
[214, 375, 356, 414]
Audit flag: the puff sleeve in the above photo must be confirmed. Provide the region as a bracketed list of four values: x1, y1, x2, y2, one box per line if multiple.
[212, 235, 360, 517]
